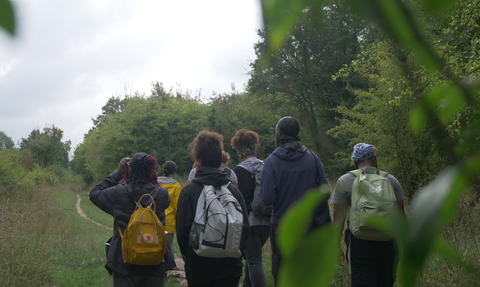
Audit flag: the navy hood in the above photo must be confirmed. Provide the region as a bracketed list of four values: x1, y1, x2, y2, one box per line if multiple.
[273, 146, 307, 161]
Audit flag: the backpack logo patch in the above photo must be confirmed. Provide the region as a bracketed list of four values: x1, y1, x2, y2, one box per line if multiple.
[143, 233, 153, 243]
[370, 186, 383, 193]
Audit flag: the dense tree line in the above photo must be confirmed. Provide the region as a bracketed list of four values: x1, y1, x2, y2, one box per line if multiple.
[72, 83, 279, 183]
[0, 126, 72, 191]
[73, 0, 480, 199]
[248, 0, 480, 198]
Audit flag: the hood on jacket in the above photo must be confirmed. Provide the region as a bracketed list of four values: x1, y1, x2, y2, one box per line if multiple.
[273, 146, 307, 161]
[191, 167, 230, 187]
[157, 176, 178, 184]
[237, 157, 263, 174]
[124, 182, 159, 205]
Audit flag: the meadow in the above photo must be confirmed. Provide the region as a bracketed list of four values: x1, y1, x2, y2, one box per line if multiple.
[0, 181, 479, 286]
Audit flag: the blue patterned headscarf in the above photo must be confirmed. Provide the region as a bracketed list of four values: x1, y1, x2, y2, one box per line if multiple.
[351, 143, 376, 162]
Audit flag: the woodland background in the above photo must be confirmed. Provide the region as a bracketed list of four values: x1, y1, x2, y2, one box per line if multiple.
[1, 0, 480, 286]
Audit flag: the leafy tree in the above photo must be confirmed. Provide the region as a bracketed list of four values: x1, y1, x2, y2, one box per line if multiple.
[260, 0, 480, 286]
[77, 88, 209, 182]
[20, 125, 71, 168]
[248, 0, 364, 174]
[0, 131, 14, 149]
[206, 92, 279, 165]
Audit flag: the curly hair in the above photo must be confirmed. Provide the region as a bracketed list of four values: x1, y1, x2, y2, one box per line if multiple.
[190, 130, 224, 168]
[230, 129, 259, 158]
[124, 152, 159, 189]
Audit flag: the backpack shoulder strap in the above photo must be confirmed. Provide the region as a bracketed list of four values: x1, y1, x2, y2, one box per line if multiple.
[349, 169, 363, 177]
[378, 170, 389, 177]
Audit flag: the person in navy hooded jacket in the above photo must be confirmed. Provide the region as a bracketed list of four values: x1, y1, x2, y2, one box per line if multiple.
[259, 116, 331, 285]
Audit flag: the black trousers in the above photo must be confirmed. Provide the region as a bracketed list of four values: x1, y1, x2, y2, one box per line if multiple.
[187, 276, 240, 287]
[347, 231, 397, 287]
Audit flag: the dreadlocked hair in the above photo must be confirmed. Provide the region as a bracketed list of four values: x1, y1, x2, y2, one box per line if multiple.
[190, 130, 224, 168]
[125, 153, 159, 190]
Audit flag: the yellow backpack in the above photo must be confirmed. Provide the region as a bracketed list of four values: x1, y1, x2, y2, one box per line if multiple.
[118, 193, 168, 265]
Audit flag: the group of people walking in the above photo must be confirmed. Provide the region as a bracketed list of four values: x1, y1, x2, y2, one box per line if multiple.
[89, 116, 404, 287]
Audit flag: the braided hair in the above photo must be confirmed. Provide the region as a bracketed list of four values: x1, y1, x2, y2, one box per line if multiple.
[123, 153, 159, 190]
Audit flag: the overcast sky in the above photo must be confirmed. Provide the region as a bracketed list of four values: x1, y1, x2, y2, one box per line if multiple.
[0, 0, 263, 153]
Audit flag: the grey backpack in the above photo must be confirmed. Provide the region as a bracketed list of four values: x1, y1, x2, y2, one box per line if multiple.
[250, 160, 273, 216]
[189, 183, 243, 258]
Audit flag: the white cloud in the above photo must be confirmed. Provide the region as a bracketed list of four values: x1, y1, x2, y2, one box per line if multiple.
[0, 0, 263, 152]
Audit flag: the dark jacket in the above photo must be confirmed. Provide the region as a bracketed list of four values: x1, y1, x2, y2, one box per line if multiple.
[234, 157, 270, 227]
[89, 171, 173, 276]
[176, 167, 250, 284]
[260, 147, 331, 226]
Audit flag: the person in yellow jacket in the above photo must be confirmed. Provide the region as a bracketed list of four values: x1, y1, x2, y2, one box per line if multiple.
[158, 160, 182, 271]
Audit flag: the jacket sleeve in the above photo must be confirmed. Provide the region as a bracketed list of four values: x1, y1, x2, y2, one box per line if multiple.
[176, 183, 197, 257]
[313, 152, 329, 187]
[89, 171, 123, 215]
[172, 184, 182, 213]
[229, 184, 250, 250]
[259, 158, 276, 206]
[155, 185, 171, 222]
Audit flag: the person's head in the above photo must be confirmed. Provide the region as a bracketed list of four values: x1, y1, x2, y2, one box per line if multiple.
[231, 129, 259, 159]
[125, 152, 159, 188]
[351, 143, 377, 168]
[190, 130, 224, 168]
[162, 160, 177, 177]
[221, 151, 231, 167]
[275, 116, 300, 145]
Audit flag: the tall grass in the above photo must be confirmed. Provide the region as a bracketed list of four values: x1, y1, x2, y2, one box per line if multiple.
[0, 183, 112, 286]
[2, 174, 479, 286]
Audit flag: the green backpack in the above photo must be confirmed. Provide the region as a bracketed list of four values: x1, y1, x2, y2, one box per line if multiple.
[349, 167, 396, 241]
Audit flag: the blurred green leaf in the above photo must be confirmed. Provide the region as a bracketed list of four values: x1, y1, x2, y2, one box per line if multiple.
[433, 237, 480, 278]
[422, 0, 457, 12]
[363, 215, 390, 233]
[399, 164, 478, 286]
[277, 188, 328, 258]
[261, 0, 325, 51]
[346, 0, 441, 72]
[278, 224, 340, 287]
[425, 83, 465, 125]
[0, 0, 15, 36]
[409, 105, 427, 133]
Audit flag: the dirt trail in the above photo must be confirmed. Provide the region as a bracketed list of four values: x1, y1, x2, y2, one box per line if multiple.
[75, 193, 187, 285]
[75, 194, 113, 230]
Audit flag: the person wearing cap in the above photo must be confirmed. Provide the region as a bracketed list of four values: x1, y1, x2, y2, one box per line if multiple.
[331, 143, 404, 287]
[158, 160, 182, 271]
[259, 116, 331, 284]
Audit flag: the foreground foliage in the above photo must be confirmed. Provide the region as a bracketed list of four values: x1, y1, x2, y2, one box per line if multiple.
[261, 0, 480, 286]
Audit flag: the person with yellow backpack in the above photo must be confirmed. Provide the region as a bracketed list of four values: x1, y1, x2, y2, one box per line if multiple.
[90, 153, 173, 287]
[157, 160, 182, 271]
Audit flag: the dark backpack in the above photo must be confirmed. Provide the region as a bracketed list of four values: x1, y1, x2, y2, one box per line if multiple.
[250, 160, 273, 216]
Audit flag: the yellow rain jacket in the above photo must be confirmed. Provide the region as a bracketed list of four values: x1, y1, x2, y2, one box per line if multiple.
[158, 176, 182, 233]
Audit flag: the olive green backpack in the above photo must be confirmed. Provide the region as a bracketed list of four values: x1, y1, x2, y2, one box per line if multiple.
[349, 167, 397, 241]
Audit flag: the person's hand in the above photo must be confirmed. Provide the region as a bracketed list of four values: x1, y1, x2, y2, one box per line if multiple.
[117, 157, 130, 174]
